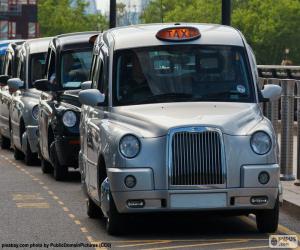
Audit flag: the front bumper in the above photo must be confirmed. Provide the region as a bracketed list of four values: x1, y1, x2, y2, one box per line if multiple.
[107, 164, 280, 213]
[112, 188, 279, 213]
[26, 125, 39, 153]
[54, 136, 80, 168]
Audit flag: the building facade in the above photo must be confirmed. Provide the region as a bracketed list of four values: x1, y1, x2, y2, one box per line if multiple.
[0, 0, 38, 40]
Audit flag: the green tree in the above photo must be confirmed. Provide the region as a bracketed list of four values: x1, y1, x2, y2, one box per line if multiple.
[141, 0, 300, 65]
[38, 0, 108, 37]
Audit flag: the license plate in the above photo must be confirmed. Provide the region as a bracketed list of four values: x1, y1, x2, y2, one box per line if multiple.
[170, 193, 227, 208]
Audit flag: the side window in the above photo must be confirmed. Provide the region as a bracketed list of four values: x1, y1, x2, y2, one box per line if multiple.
[48, 50, 56, 84]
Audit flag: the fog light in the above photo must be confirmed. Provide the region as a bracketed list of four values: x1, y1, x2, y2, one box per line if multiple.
[258, 171, 270, 185]
[124, 175, 136, 188]
[127, 200, 145, 208]
[250, 196, 268, 205]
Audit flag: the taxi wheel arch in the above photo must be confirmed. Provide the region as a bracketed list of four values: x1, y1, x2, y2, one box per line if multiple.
[86, 155, 106, 219]
[1, 117, 11, 149]
[97, 155, 125, 235]
[13, 119, 25, 161]
[48, 127, 68, 181]
[20, 118, 37, 166]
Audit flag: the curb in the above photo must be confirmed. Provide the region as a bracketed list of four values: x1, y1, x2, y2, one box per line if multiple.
[282, 199, 300, 218]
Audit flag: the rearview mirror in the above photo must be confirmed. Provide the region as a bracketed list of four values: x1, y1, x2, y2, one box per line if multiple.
[261, 84, 282, 102]
[0, 75, 10, 86]
[34, 79, 52, 92]
[79, 89, 105, 106]
[7, 78, 24, 91]
[81, 81, 92, 90]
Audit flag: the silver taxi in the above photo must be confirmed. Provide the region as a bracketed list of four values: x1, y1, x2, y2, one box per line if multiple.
[79, 24, 282, 235]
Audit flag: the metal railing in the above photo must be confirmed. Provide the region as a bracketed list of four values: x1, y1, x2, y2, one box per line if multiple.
[258, 65, 300, 185]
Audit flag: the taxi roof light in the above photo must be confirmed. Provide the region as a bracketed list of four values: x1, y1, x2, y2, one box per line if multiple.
[156, 26, 201, 42]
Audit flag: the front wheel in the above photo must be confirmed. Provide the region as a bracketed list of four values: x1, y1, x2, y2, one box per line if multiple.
[24, 139, 38, 166]
[41, 154, 52, 174]
[106, 193, 125, 235]
[14, 147, 24, 160]
[87, 197, 103, 219]
[0, 135, 10, 149]
[255, 197, 279, 233]
[50, 142, 68, 181]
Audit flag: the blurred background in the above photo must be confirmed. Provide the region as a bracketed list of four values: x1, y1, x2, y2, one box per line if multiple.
[0, 0, 299, 65]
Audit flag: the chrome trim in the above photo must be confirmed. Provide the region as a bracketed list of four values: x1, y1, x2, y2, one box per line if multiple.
[167, 126, 227, 189]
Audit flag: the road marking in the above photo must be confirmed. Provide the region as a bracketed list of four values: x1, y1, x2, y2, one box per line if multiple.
[48, 191, 54, 195]
[68, 213, 75, 219]
[13, 193, 44, 201]
[118, 240, 172, 248]
[58, 201, 64, 205]
[63, 207, 69, 212]
[43, 186, 49, 190]
[16, 202, 50, 208]
[143, 240, 248, 250]
[81, 227, 88, 233]
[39, 181, 44, 185]
[52, 196, 59, 200]
[220, 246, 270, 250]
[87, 236, 106, 250]
[74, 220, 81, 225]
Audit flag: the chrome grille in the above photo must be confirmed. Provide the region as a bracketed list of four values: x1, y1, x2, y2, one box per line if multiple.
[169, 128, 225, 186]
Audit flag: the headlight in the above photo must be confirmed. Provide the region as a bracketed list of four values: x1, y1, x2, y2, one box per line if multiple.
[32, 105, 39, 120]
[62, 111, 77, 127]
[119, 134, 140, 158]
[250, 131, 272, 155]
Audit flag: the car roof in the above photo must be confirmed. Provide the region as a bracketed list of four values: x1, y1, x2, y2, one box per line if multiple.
[24, 37, 52, 54]
[106, 23, 245, 50]
[54, 31, 99, 51]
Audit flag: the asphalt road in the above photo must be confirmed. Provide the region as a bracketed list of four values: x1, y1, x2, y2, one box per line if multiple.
[0, 148, 299, 250]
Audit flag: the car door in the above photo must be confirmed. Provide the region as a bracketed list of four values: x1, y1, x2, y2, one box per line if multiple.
[10, 50, 25, 149]
[39, 49, 55, 161]
[86, 46, 108, 201]
[0, 51, 13, 138]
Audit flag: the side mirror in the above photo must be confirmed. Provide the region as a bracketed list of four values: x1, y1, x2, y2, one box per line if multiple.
[34, 79, 52, 91]
[261, 84, 282, 102]
[81, 81, 92, 90]
[79, 89, 105, 106]
[0, 75, 10, 86]
[7, 78, 24, 91]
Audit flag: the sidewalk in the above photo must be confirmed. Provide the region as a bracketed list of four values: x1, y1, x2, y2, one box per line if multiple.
[282, 180, 300, 215]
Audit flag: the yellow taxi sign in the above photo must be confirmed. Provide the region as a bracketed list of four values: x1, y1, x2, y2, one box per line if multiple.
[156, 26, 201, 42]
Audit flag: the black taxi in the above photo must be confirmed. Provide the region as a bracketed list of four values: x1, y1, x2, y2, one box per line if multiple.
[35, 32, 97, 180]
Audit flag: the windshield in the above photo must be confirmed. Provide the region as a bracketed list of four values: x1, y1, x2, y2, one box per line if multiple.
[113, 45, 255, 106]
[61, 50, 92, 89]
[30, 52, 47, 87]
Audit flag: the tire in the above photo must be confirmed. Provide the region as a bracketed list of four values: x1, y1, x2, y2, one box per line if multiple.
[0, 134, 10, 149]
[106, 193, 125, 235]
[41, 155, 53, 174]
[24, 139, 38, 166]
[256, 197, 279, 233]
[87, 197, 103, 219]
[14, 147, 24, 160]
[50, 142, 68, 181]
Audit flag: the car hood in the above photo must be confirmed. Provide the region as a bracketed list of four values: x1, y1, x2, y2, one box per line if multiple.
[58, 89, 81, 109]
[111, 102, 263, 137]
